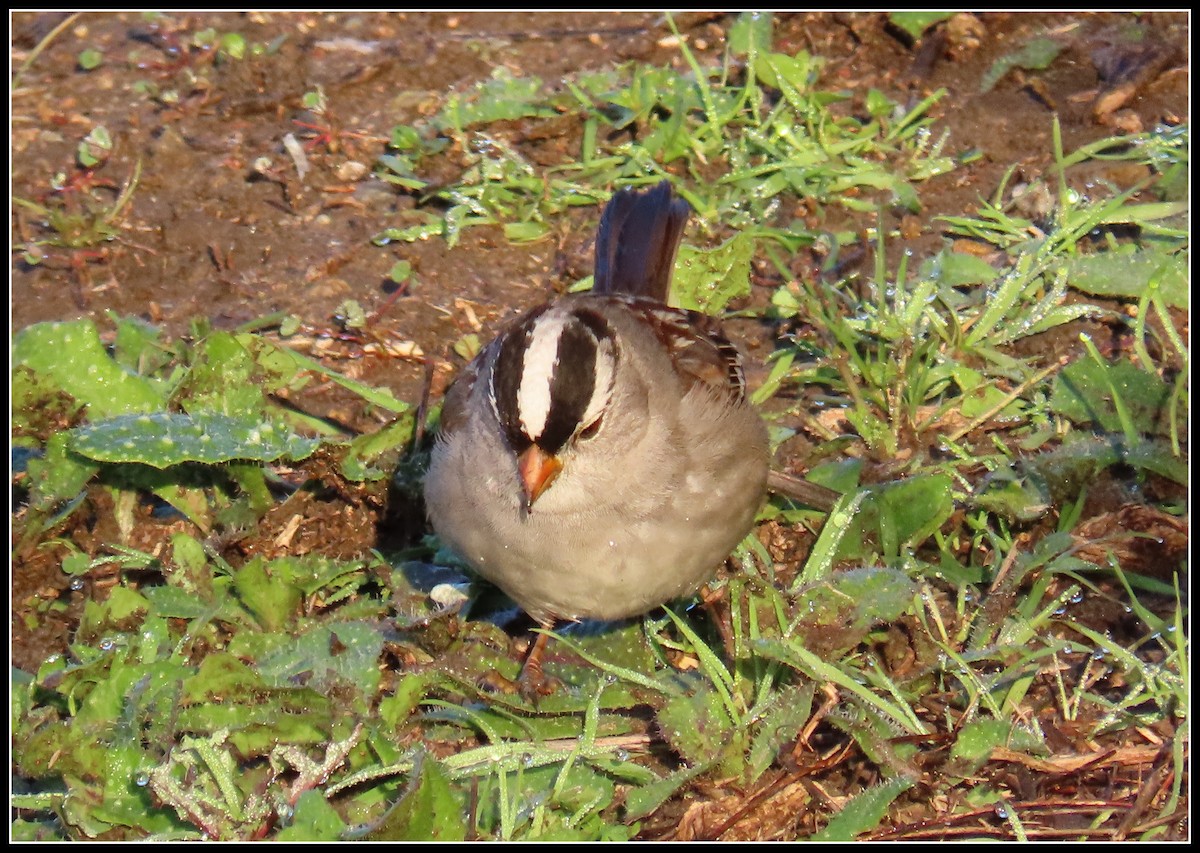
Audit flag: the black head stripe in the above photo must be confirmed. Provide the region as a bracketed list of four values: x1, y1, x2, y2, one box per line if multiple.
[572, 306, 615, 343]
[490, 304, 550, 454]
[537, 318, 600, 453]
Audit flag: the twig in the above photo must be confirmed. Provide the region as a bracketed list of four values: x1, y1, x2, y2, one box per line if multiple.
[13, 12, 82, 85]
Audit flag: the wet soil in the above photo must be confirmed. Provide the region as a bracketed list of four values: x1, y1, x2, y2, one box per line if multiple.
[9, 11, 1189, 839]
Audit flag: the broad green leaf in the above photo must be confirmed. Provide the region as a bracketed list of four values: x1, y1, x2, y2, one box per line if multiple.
[729, 11, 773, 56]
[69, 411, 320, 467]
[278, 790, 346, 841]
[177, 332, 265, 417]
[437, 68, 553, 131]
[368, 756, 467, 841]
[748, 683, 815, 782]
[672, 231, 754, 313]
[1051, 358, 1173, 436]
[655, 680, 735, 769]
[847, 474, 955, 561]
[791, 567, 917, 656]
[177, 654, 332, 754]
[254, 621, 386, 696]
[622, 761, 714, 821]
[13, 319, 164, 417]
[233, 557, 302, 632]
[929, 249, 999, 287]
[23, 431, 98, 511]
[1066, 251, 1187, 309]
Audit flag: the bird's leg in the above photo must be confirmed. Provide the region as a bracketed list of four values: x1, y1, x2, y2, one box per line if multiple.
[518, 625, 562, 700]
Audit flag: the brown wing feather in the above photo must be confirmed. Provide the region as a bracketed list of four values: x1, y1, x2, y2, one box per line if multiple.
[613, 296, 747, 402]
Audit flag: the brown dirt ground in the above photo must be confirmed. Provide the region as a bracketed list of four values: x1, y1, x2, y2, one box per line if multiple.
[10, 10, 1189, 840]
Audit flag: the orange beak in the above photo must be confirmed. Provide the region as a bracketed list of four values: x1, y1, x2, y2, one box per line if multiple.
[517, 444, 563, 511]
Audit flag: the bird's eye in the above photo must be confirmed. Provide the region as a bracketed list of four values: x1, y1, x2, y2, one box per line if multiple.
[578, 415, 603, 441]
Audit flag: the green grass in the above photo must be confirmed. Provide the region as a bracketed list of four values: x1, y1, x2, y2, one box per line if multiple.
[11, 13, 1188, 841]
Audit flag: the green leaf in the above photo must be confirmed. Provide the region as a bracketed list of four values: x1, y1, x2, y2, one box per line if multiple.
[951, 718, 1044, 765]
[233, 557, 302, 632]
[378, 672, 437, 728]
[109, 314, 168, 373]
[77, 125, 113, 168]
[105, 585, 150, 622]
[342, 415, 416, 481]
[888, 12, 954, 41]
[848, 474, 955, 561]
[812, 777, 913, 840]
[791, 567, 917, 656]
[388, 259, 412, 284]
[254, 621, 386, 696]
[11, 365, 83, 439]
[368, 755, 467, 841]
[177, 654, 333, 755]
[177, 332, 266, 417]
[1121, 439, 1187, 484]
[748, 683, 815, 782]
[503, 220, 550, 242]
[13, 319, 165, 417]
[241, 334, 409, 414]
[655, 679, 735, 769]
[24, 431, 98, 511]
[69, 411, 320, 467]
[437, 68, 553, 131]
[77, 47, 103, 70]
[930, 249, 999, 287]
[622, 761, 714, 822]
[672, 231, 754, 313]
[973, 466, 1053, 523]
[1066, 250, 1188, 309]
[335, 299, 367, 330]
[144, 584, 216, 619]
[218, 32, 246, 60]
[980, 37, 1062, 93]
[278, 790, 346, 841]
[1051, 358, 1173, 436]
[729, 11, 773, 56]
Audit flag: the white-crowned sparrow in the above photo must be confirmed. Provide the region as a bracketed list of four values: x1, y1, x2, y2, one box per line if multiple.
[425, 181, 824, 630]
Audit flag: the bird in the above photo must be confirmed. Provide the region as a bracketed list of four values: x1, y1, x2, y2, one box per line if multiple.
[423, 180, 835, 689]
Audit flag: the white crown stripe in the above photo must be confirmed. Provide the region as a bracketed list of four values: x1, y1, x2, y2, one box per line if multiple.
[516, 311, 570, 440]
[581, 335, 616, 430]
